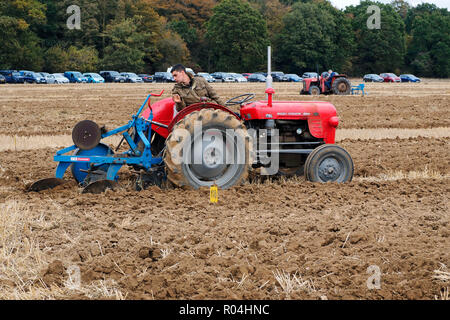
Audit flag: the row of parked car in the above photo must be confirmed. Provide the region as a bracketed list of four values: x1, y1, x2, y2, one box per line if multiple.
[0, 69, 305, 84]
[363, 73, 421, 82]
[196, 71, 304, 83]
[131, 71, 421, 84]
[0, 69, 422, 84]
[0, 70, 153, 84]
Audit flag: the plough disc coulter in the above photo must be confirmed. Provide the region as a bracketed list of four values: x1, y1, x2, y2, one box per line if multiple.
[28, 90, 167, 194]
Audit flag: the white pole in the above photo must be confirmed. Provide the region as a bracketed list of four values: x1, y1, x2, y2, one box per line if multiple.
[266, 46, 273, 89]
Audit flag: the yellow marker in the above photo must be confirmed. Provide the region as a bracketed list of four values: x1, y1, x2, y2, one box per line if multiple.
[210, 184, 218, 203]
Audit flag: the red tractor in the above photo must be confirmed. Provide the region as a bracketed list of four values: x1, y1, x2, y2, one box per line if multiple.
[29, 88, 354, 193]
[301, 72, 351, 96]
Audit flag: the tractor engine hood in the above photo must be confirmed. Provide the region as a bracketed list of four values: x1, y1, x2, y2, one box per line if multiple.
[240, 100, 339, 143]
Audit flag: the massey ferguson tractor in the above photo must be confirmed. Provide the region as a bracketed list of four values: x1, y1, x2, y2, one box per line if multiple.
[28, 87, 354, 193]
[301, 72, 351, 96]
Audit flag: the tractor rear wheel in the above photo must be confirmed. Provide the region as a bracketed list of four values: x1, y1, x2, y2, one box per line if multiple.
[164, 109, 253, 189]
[304, 144, 353, 183]
[332, 78, 351, 95]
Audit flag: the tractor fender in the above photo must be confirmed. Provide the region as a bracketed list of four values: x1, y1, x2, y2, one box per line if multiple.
[168, 103, 240, 133]
[143, 100, 240, 139]
[307, 103, 338, 144]
[141, 97, 176, 139]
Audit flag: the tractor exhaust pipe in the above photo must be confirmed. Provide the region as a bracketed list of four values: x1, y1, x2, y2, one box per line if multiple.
[265, 46, 274, 107]
[266, 46, 273, 89]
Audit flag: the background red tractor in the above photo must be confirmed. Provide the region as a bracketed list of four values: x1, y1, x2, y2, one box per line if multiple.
[301, 72, 351, 96]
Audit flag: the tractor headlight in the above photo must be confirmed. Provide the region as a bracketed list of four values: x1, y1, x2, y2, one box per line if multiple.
[329, 116, 339, 128]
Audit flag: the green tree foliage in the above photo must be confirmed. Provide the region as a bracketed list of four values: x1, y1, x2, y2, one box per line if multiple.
[206, 0, 269, 72]
[404, 2, 445, 32]
[274, 1, 354, 74]
[345, 1, 406, 75]
[324, 1, 355, 73]
[390, 0, 410, 19]
[406, 4, 450, 77]
[36, 0, 167, 73]
[149, 0, 216, 71]
[168, 20, 198, 45]
[67, 46, 99, 72]
[149, 0, 215, 26]
[248, 0, 286, 41]
[155, 31, 191, 71]
[41, 0, 105, 50]
[44, 45, 69, 73]
[1, 0, 47, 27]
[0, 0, 448, 77]
[278, 0, 315, 5]
[117, 0, 166, 72]
[167, 19, 202, 70]
[0, 0, 47, 70]
[101, 18, 148, 72]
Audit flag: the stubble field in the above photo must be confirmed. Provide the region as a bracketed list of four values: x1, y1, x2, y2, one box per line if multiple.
[0, 80, 448, 300]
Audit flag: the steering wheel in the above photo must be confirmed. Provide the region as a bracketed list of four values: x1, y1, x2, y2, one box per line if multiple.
[225, 93, 255, 106]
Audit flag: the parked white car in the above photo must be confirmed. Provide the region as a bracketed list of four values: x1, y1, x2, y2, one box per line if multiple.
[228, 73, 248, 83]
[52, 73, 70, 84]
[39, 72, 57, 84]
[197, 72, 216, 83]
[210, 72, 235, 83]
[120, 72, 143, 83]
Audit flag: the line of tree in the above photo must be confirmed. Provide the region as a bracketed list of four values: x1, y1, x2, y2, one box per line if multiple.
[0, 0, 448, 77]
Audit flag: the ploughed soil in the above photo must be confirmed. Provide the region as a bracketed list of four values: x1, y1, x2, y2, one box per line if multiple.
[0, 80, 449, 135]
[0, 82, 448, 299]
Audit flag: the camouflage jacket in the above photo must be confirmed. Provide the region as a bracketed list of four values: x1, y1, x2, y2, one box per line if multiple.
[172, 74, 224, 111]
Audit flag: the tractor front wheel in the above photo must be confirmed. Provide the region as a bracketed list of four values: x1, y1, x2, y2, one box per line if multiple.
[309, 85, 320, 96]
[305, 144, 353, 183]
[164, 109, 253, 189]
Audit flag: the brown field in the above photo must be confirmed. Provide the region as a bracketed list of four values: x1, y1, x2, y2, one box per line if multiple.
[0, 80, 448, 300]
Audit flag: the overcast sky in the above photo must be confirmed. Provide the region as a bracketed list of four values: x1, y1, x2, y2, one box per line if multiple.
[329, 0, 450, 10]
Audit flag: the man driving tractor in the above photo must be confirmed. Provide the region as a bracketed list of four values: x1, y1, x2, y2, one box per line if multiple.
[325, 69, 337, 90]
[171, 64, 224, 111]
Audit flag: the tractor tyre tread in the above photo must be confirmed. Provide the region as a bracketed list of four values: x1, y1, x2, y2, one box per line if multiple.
[164, 108, 253, 189]
[309, 85, 320, 96]
[332, 78, 351, 95]
[304, 144, 353, 183]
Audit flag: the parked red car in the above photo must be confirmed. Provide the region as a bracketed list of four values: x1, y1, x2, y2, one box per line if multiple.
[380, 73, 401, 82]
[241, 73, 252, 79]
